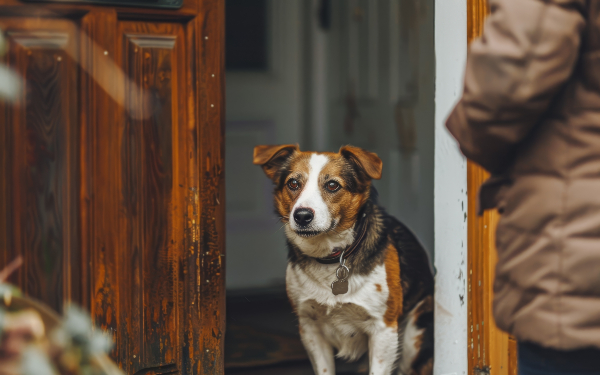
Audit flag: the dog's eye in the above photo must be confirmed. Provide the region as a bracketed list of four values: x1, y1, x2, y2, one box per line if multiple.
[326, 181, 340, 192]
[287, 179, 300, 190]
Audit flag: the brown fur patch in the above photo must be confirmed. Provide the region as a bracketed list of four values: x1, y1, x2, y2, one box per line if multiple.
[384, 243, 403, 326]
[317, 157, 369, 233]
[415, 294, 433, 315]
[339, 145, 382, 180]
[273, 154, 311, 223]
[375, 284, 382, 292]
[412, 330, 425, 367]
[410, 295, 433, 375]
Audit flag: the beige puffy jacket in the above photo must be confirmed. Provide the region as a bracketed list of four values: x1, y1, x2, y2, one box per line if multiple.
[446, 0, 600, 350]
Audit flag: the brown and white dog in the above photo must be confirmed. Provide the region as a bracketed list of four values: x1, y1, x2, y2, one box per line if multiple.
[253, 144, 433, 375]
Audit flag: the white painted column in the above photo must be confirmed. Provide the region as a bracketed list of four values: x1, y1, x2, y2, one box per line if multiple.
[434, 1, 468, 375]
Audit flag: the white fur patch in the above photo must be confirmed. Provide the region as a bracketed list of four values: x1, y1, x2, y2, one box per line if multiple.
[287, 262, 389, 319]
[399, 300, 426, 375]
[290, 154, 330, 232]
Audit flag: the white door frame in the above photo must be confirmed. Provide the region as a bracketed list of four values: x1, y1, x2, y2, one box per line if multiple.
[433, 0, 469, 375]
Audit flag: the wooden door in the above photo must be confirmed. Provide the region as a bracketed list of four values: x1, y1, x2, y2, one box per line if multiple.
[466, 1, 517, 374]
[0, 1, 225, 374]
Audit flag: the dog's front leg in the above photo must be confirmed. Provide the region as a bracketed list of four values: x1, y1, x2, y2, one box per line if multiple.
[299, 317, 335, 375]
[368, 326, 399, 375]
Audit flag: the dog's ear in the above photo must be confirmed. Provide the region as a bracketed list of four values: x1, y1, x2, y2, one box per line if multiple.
[253, 144, 299, 180]
[339, 145, 382, 180]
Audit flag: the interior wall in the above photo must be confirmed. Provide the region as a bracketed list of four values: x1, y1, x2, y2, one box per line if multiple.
[323, 0, 435, 257]
[225, 0, 304, 290]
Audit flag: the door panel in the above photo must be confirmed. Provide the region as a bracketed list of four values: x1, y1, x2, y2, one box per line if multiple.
[0, 1, 225, 374]
[118, 21, 185, 374]
[0, 17, 81, 313]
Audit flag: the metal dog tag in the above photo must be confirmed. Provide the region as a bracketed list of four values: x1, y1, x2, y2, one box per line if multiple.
[331, 279, 349, 295]
[331, 256, 350, 295]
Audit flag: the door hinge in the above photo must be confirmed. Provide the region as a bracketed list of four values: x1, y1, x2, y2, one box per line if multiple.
[474, 366, 491, 375]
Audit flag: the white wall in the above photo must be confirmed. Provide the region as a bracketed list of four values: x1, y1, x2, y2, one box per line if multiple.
[433, 0, 468, 375]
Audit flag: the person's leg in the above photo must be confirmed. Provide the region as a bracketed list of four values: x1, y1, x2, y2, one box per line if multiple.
[518, 341, 600, 375]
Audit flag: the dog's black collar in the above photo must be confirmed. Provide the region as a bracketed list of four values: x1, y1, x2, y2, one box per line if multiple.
[313, 211, 368, 265]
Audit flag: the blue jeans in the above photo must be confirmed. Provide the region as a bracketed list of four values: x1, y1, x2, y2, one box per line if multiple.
[519, 341, 600, 375]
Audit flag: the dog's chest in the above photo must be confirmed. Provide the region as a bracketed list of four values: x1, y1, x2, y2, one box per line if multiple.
[300, 299, 375, 359]
[287, 263, 391, 353]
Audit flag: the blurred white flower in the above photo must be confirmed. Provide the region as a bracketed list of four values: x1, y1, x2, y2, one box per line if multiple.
[0, 29, 23, 102]
[0, 66, 22, 102]
[21, 347, 58, 375]
[89, 330, 113, 355]
[62, 304, 114, 356]
[62, 305, 93, 341]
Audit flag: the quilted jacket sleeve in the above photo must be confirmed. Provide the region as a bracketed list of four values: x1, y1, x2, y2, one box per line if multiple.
[446, 0, 586, 174]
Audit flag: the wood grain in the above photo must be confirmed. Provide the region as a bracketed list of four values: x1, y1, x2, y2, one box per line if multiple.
[195, 1, 226, 373]
[80, 7, 120, 359]
[118, 21, 184, 374]
[0, 1, 226, 374]
[0, 51, 6, 275]
[0, 18, 80, 313]
[467, 0, 517, 374]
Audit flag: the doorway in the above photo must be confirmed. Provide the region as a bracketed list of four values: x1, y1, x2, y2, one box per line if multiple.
[224, 0, 434, 373]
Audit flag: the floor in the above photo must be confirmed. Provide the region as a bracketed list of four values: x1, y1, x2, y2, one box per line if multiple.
[225, 289, 368, 375]
[226, 361, 368, 375]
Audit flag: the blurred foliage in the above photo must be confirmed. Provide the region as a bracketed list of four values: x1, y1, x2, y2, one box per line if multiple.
[0, 281, 122, 375]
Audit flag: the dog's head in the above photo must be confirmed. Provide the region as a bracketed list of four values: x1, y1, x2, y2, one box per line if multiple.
[253, 144, 382, 258]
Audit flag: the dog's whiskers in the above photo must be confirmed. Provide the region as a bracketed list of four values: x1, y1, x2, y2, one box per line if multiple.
[275, 222, 289, 234]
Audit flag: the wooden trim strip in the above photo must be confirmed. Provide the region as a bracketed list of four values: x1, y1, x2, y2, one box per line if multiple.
[466, 0, 517, 374]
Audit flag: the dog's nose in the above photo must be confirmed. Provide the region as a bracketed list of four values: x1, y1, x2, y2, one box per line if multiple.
[294, 208, 314, 226]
